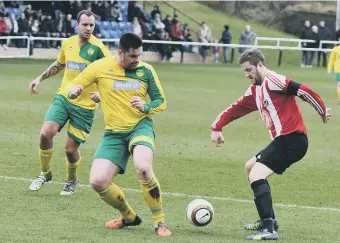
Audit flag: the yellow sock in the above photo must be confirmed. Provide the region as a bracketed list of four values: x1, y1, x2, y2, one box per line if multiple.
[140, 174, 165, 224]
[66, 158, 80, 181]
[337, 87, 340, 100]
[98, 183, 137, 222]
[39, 148, 53, 175]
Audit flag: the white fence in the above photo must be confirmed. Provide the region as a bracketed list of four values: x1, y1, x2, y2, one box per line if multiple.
[0, 36, 339, 64]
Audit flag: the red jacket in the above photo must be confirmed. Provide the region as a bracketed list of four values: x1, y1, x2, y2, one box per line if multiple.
[170, 24, 183, 39]
[0, 19, 8, 33]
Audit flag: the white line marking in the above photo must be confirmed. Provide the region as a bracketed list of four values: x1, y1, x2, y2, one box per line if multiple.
[1, 175, 340, 212]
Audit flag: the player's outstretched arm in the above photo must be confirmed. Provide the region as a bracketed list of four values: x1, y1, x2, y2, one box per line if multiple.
[211, 87, 257, 132]
[287, 81, 331, 123]
[211, 87, 257, 147]
[28, 61, 65, 95]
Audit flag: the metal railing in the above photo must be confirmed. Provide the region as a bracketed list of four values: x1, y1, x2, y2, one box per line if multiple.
[1, 35, 339, 66]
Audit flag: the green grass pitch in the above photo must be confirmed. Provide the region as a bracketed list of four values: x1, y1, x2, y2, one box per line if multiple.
[0, 59, 340, 243]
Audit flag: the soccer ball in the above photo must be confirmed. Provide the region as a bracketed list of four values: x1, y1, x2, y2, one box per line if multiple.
[186, 199, 214, 226]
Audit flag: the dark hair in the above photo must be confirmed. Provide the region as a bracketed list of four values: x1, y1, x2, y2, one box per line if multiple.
[224, 25, 229, 31]
[119, 32, 143, 52]
[77, 10, 95, 23]
[239, 48, 266, 66]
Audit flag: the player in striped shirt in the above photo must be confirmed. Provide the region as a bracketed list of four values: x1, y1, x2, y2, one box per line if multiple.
[211, 48, 331, 241]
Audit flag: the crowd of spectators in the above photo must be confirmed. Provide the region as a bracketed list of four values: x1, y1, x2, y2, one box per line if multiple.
[1, 1, 338, 65]
[300, 20, 332, 68]
[0, 1, 197, 62]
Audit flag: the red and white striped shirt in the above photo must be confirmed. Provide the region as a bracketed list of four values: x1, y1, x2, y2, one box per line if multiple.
[211, 70, 326, 139]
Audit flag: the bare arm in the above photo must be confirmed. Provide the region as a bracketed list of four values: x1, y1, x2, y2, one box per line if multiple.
[28, 61, 65, 95]
[39, 61, 65, 82]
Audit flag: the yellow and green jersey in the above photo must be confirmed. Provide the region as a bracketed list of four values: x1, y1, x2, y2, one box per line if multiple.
[57, 35, 111, 110]
[327, 45, 340, 73]
[71, 56, 166, 132]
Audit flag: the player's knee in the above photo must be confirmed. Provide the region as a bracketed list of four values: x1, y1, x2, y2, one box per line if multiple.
[90, 176, 111, 192]
[40, 129, 56, 140]
[248, 169, 266, 183]
[245, 158, 256, 175]
[135, 163, 153, 180]
[64, 145, 78, 156]
[40, 122, 59, 138]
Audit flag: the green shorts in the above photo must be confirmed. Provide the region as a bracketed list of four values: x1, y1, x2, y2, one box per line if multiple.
[336, 73, 340, 82]
[44, 94, 95, 143]
[94, 118, 155, 174]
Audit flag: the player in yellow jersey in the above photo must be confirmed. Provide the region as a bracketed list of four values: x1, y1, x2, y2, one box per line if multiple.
[68, 32, 171, 237]
[327, 44, 340, 104]
[28, 10, 111, 195]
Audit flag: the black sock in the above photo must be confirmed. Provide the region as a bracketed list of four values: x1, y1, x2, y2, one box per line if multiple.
[264, 179, 275, 220]
[251, 179, 274, 232]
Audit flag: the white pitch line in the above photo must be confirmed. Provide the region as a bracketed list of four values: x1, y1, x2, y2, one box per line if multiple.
[1, 175, 340, 212]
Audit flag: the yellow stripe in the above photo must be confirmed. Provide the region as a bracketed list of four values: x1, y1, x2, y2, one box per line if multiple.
[68, 124, 88, 142]
[129, 136, 155, 152]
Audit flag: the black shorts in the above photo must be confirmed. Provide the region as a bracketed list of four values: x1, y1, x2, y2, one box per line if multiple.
[255, 132, 308, 174]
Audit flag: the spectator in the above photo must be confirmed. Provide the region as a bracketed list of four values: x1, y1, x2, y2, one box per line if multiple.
[127, 1, 147, 23]
[92, 1, 105, 21]
[0, 14, 8, 50]
[152, 13, 165, 34]
[170, 20, 183, 41]
[197, 21, 213, 63]
[70, 1, 84, 21]
[7, 13, 18, 47]
[170, 20, 184, 54]
[171, 14, 179, 24]
[93, 23, 103, 39]
[299, 20, 311, 68]
[220, 24, 232, 64]
[17, 12, 30, 47]
[317, 20, 330, 68]
[162, 14, 171, 33]
[185, 30, 194, 53]
[131, 17, 142, 38]
[150, 5, 161, 20]
[336, 28, 340, 41]
[111, 1, 122, 22]
[140, 19, 152, 51]
[40, 14, 58, 48]
[306, 25, 320, 68]
[182, 23, 193, 53]
[239, 24, 257, 54]
[6, 1, 19, 8]
[104, 1, 115, 21]
[212, 39, 220, 63]
[154, 28, 172, 62]
[24, 4, 34, 20]
[65, 14, 74, 37]
[55, 11, 66, 38]
[0, 1, 5, 15]
[30, 18, 39, 37]
[0, 7, 7, 17]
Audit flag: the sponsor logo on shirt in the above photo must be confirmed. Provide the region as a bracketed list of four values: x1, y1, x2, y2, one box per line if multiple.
[67, 61, 87, 71]
[113, 80, 141, 90]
